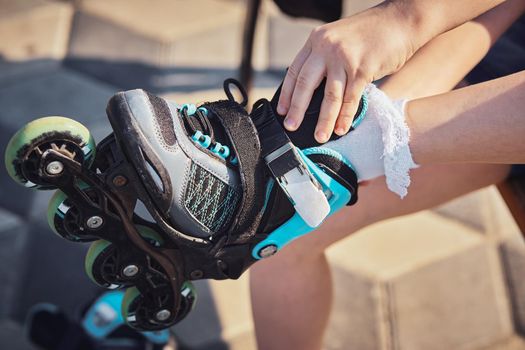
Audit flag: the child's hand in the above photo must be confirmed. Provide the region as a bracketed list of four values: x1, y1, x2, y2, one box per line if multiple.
[277, 2, 414, 143]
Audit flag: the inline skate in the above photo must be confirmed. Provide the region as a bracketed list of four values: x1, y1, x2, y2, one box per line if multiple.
[5, 79, 365, 331]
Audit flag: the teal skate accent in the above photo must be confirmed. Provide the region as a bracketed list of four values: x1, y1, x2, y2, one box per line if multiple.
[263, 179, 275, 211]
[302, 147, 355, 172]
[211, 143, 230, 159]
[181, 103, 197, 115]
[252, 148, 352, 259]
[83, 290, 169, 344]
[192, 130, 212, 148]
[192, 132, 232, 160]
[198, 106, 208, 116]
[351, 93, 368, 129]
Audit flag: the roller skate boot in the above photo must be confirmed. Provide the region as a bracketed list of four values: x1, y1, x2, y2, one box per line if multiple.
[5, 79, 366, 331]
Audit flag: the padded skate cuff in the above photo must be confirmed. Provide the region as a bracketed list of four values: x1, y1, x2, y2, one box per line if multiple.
[202, 100, 267, 242]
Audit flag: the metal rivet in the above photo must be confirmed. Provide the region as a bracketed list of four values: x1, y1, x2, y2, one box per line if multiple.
[112, 175, 128, 187]
[122, 265, 139, 277]
[46, 161, 64, 175]
[155, 309, 171, 321]
[86, 215, 103, 229]
[258, 245, 278, 259]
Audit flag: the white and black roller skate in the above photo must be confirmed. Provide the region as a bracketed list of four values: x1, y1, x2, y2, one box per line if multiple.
[5, 79, 366, 331]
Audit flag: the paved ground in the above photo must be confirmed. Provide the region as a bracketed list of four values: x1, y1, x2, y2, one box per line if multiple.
[0, 1, 524, 349]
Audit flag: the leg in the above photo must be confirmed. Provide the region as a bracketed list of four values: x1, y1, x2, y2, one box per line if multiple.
[250, 1, 523, 348]
[251, 163, 510, 350]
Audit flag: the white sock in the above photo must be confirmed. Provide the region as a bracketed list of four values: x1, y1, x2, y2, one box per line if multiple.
[321, 84, 418, 198]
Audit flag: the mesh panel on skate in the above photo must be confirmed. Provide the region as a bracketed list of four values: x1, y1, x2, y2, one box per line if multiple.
[146, 92, 177, 146]
[184, 162, 240, 233]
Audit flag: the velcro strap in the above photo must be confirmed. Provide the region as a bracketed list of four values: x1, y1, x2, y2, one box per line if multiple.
[202, 100, 267, 242]
[270, 78, 366, 148]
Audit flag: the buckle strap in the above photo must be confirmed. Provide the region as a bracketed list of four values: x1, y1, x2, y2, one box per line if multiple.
[251, 100, 330, 227]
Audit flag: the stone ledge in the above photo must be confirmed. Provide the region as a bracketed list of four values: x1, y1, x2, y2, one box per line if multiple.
[434, 186, 520, 240]
[0, 1, 73, 61]
[68, 0, 245, 72]
[500, 235, 525, 335]
[327, 211, 513, 350]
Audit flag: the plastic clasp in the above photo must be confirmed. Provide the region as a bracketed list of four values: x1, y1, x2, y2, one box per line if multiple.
[265, 143, 330, 227]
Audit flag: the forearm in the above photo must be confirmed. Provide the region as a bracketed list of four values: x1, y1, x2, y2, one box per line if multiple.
[389, 0, 506, 52]
[382, 0, 525, 99]
[408, 70, 525, 164]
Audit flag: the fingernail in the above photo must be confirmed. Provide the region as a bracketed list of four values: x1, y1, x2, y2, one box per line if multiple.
[316, 131, 328, 143]
[284, 118, 296, 130]
[335, 127, 345, 135]
[277, 104, 286, 115]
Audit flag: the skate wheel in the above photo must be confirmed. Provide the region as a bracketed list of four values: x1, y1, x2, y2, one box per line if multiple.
[5, 116, 96, 189]
[84, 239, 122, 288]
[135, 225, 164, 247]
[47, 183, 97, 242]
[177, 281, 197, 320]
[121, 286, 142, 325]
[122, 282, 196, 331]
[84, 225, 164, 288]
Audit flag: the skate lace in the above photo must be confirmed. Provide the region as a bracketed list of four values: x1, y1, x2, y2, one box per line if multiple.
[180, 79, 249, 164]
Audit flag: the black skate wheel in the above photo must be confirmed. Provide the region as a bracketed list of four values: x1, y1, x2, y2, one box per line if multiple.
[84, 225, 164, 288]
[122, 281, 196, 331]
[176, 281, 197, 320]
[46, 183, 98, 242]
[5, 116, 95, 189]
[84, 239, 123, 289]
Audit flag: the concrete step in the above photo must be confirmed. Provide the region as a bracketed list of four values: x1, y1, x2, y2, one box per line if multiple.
[499, 235, 525, 335]
[66, 0, 250, 92]
[433, 186, 521, 240]
[0, 0, 72, 64]
[0, 0, 73, 84]
[327, 210, 513, 350]
[481, 335, 525, 350]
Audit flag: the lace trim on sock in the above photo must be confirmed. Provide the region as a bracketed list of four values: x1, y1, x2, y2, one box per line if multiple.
[365, 85, 418, 198]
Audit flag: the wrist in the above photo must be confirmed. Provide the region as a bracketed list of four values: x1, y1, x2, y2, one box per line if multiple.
[382, 0, 436, 53]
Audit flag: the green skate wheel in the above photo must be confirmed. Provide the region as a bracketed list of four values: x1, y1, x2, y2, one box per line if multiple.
[84, 225, 164, 288]
[135, 225, 164, 247]
[177, 281, 197, 320]
[47, 182, 97, 242]
[85, 239, 121, 288]
[122, 282, 196, 331]
[5, 116, 96, 189]
[121, 286, 142, 325]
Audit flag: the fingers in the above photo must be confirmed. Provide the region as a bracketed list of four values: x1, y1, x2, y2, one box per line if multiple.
[278, 34, 369, 140]
[283, 57, 325, 132]
[316, 69, 346, 142]
[335, 77, 367, 135]
[277, 43, 311, 116]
